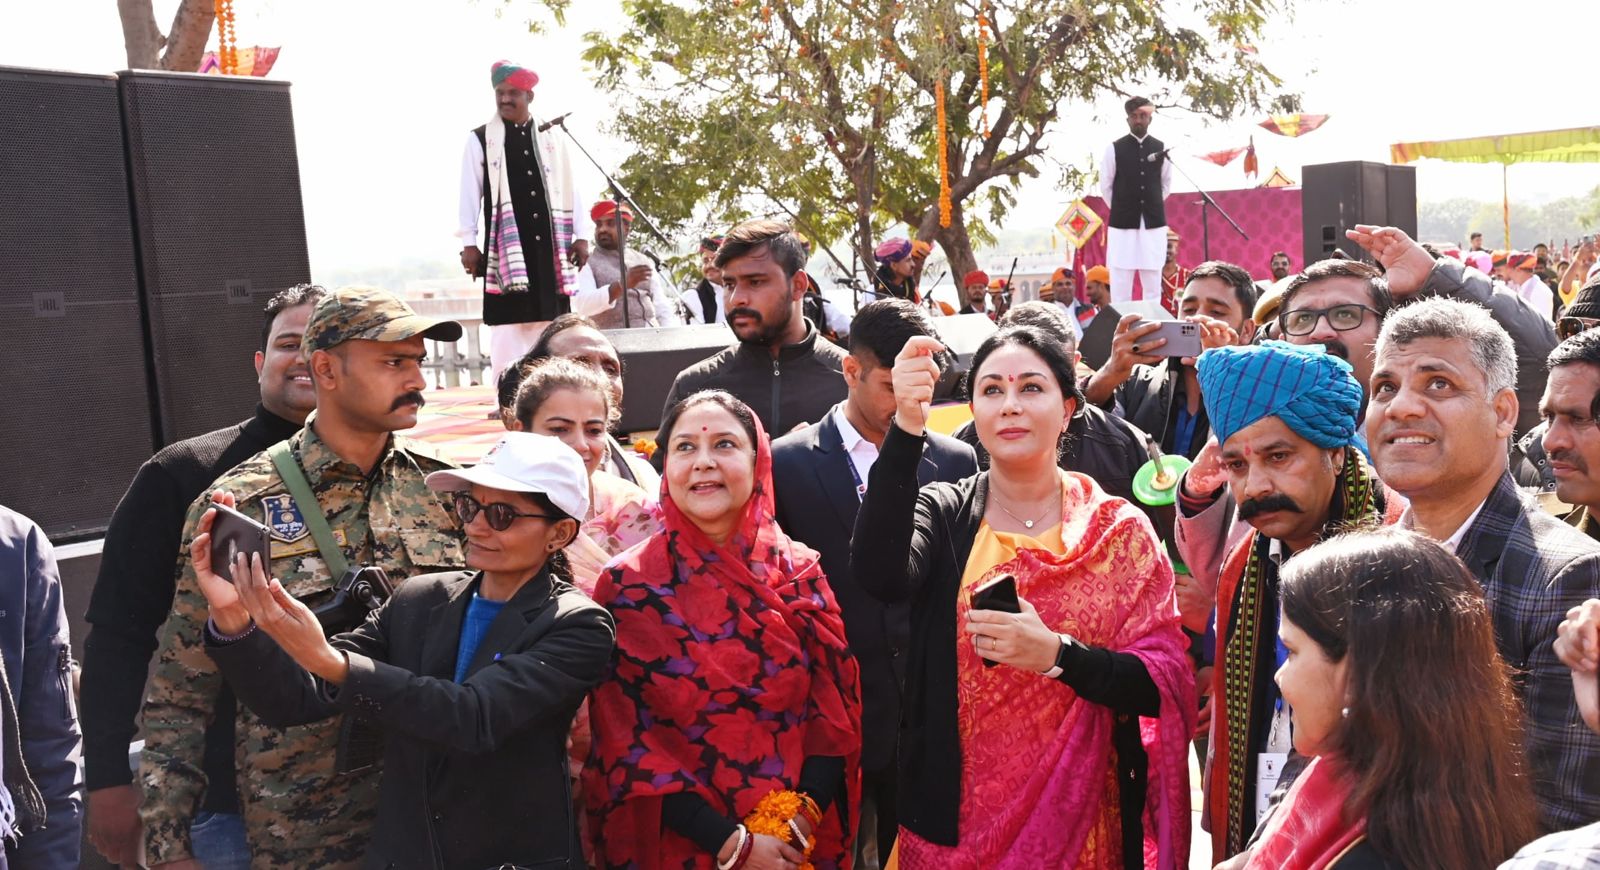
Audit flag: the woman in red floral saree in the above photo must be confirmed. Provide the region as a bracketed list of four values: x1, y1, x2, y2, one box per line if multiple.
[584, 391, 862, 870]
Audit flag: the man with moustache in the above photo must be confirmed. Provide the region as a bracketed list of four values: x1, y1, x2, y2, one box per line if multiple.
[1082, 264, 1113, 309]
[1538, 327, 1600, 541]
[1268, 251, 1292, 282]
[958, 270, 995, 318]
[1518, 281, 1600, 499]
[571, 200, 681, 328]
[1368, 296, 1600, 832]
[457, 60, 591, 381]
[1191, 341, 1402, 863]
[139, 287, 467, 868]
[658, 219, 847, 435]
[81, 285, 325, 868]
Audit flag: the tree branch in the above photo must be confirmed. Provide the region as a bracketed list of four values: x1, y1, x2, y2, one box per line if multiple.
[117, 0, 163, 69]
[159, 0, 216, 72]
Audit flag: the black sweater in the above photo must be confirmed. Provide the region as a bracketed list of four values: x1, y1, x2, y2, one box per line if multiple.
[850, 423, 1158, 862]
[80, 406, 302, 808]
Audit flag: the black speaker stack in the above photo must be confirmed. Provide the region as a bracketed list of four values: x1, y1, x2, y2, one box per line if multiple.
[0, 65, 309, 540]
[1300, 161, 1418, 266]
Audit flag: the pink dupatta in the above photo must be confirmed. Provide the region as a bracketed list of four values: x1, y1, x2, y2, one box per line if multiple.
[897, 472, 1195, 870]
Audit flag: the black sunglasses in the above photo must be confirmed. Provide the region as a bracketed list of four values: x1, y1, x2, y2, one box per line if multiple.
[448, 492, 556, 531]
[1558, 316, 1600, 340]
[1278, 303, 1379, 337]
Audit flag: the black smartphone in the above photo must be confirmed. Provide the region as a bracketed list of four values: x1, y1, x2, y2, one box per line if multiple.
[209, 503, 270, 583]
[971, 573, 1020, 669]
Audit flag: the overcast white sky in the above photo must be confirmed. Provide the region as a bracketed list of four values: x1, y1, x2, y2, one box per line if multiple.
[5, 0, 1598, 275]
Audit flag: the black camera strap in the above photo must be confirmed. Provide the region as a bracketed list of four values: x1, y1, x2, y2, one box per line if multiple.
[266, 442, 350, 578]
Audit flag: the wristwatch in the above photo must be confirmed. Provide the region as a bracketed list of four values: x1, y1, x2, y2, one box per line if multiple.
[1040, 633, 1073, 679]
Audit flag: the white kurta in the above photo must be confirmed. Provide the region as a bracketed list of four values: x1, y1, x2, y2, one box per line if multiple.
[571, 260, 682, 327]
[1100, 138, 1173, 270]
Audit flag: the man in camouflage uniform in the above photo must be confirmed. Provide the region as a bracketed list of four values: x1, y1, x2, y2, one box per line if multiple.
[140, 287, 467, 868]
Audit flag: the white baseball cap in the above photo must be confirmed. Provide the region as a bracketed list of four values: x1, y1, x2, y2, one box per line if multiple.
[424, 432, 590, 520]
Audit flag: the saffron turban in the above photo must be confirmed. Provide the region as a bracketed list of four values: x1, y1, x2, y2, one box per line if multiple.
[1084, 265, 1111, 285]
[491, 60, 539, 91]
[874, 238, 913, 264]
[963, 270, 990, 287]
[591, 201, 633, 223]
[1491, 249, 1510, 267]
[1050, 267, 1072, 283]
[1196, 340, 1362, 450]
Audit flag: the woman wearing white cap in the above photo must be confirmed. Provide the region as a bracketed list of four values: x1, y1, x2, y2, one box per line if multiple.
[513, 356, 663, 594]
[191, 431, 616, 870]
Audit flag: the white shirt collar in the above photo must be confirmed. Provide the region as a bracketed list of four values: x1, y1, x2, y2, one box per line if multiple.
[1401, 498, 1489, 554]
[834, 404, 870, 453]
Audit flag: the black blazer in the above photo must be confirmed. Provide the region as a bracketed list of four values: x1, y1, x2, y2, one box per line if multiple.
[769, 408, 978, 771]
[209, 568, 615, 870]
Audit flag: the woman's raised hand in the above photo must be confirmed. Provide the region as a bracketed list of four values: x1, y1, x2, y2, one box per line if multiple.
[188, 491, 250, 635]
[892, 335, 945, 437]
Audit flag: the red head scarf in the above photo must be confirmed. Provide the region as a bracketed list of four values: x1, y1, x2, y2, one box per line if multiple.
[584, 403, 862, 869]
[490, 60, 538, 91]
[591, 200, 634, 223]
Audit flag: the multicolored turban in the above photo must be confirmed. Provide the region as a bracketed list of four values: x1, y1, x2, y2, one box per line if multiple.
[963, 270, 990, 287]
[874, 238, 913, 264]
[700, 235, 725, 253]
[1491, 249, 1510, 267]
[491, 60, 539, 91]
[1084, 265, 1111, 285]
[1507, 251, 1538, 271]
[1465, 251, 1494, 275]
[1196, 340, 1362, 449]
[590, 200, 634, 223]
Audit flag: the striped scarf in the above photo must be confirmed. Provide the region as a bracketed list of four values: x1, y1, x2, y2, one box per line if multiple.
[1221, 447, 1384, 855]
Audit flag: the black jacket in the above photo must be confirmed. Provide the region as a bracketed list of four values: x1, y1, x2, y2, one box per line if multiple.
[1097, 358, 1210, 461]
[81, 405, 300, 806]
[1108, 133, 1167, 230]
[849, 424, 1159, 864]
[209, 568, 615, 870]
[770, 408, 978, 772]
[657, 321, 847, 437]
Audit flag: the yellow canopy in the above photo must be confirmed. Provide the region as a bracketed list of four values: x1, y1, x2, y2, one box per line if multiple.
[1390, 126, 1600, 247]
[1390, 126, 1600, 165]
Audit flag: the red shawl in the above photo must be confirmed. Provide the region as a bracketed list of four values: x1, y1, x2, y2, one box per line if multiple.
[583, 414, 863, 869]
[1244, 756, 1367, 869]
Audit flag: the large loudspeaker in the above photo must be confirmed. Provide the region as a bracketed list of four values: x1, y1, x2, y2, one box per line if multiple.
[119, 70, 311, 446]
[0, 67, 157, 540]
[1300, 161, 1418, 266]
[604, 324, 739, 432]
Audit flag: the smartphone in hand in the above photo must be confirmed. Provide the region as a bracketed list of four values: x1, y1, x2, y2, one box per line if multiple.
[971, 573, 1021, 669]
[1132, 320, 1203, 358]
[208, 503, 270, 583]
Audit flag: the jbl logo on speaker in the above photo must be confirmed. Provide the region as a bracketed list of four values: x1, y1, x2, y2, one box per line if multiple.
[32, 292, 65, 318]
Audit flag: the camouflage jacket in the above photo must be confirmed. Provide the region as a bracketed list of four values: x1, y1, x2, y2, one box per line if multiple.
[139, 417, 464, 867]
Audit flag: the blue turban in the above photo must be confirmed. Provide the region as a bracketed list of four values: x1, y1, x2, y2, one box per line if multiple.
[1196, 340, 1362, 449]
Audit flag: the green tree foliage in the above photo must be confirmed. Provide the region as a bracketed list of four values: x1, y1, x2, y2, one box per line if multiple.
[1418, 187, 1600, 250]
[582, 0, 1298, 277]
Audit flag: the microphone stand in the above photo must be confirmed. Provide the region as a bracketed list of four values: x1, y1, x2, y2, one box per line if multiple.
[1165, 150, 1248, 260]
[550, 116, 671, 326]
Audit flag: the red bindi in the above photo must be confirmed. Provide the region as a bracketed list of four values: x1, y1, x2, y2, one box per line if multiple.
[1007, 374, 1015, 382]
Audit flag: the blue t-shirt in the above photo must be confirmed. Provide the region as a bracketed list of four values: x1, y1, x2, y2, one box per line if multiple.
[454, 593, 508, 683]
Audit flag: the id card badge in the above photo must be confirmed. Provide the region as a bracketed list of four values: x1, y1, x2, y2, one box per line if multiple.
[1254, 751, 1288, 823]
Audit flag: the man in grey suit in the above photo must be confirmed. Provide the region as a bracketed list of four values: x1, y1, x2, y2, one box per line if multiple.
[1369, 296, 1600, 832]
[770, 299, 977, 866]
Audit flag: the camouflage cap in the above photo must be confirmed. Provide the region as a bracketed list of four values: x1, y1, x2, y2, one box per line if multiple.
[302, 285, 464, 358]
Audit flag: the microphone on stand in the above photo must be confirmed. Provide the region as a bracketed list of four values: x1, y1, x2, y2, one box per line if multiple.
[1144, 147, 1173, 163]
[538, 112, 575, 133]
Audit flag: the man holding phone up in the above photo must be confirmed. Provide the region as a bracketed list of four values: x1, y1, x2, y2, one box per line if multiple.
[1082, 261, 1257, 461]
[139, 287, 466, 869]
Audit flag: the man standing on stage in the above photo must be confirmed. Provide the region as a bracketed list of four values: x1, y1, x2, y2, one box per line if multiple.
[457, 60, 591, 381]
[1100, 96, 1172, 305]
[681, 235, 728, 326]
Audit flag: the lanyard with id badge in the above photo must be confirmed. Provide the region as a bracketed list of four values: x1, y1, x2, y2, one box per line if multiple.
[1255, 635, 1293, 823]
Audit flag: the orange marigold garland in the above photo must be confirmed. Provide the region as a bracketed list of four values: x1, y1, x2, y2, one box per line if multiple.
[935, 79, 952, 228]
[213, 0, 238, 75]
[977, 10, 991, 139]
[743, 790, 816, 869]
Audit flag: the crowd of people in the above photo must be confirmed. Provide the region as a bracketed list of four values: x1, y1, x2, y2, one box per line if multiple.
[3, 66, 1600, 870]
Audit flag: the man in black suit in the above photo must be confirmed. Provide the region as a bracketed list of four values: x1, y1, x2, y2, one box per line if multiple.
[1369, 295, 1600, 831]
[770, 299, 977, 866]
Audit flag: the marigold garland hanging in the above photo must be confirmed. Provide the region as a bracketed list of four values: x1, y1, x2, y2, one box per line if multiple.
[213, 0, 238, 75]
[977, 11, 991, 139]
[935, 79, 952, 228]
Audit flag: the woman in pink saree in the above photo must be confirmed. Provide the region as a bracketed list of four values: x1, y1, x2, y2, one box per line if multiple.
[850, 325, 1195, 869]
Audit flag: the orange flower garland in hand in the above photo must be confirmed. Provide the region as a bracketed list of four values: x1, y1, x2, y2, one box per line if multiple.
[743, 790, 816, 869]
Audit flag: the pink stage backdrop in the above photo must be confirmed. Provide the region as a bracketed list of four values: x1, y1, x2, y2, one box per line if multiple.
[1071, 188, 1303, 302]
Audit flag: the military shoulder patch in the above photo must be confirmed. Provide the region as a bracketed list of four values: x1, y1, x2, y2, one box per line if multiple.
[262, 494, 308, 543]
